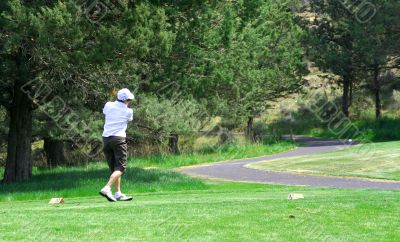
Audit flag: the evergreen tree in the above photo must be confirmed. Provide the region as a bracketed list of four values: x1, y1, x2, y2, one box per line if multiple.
[166, 0, 304, 141]
[306, 0, 400, 118]
[354, 0, 400, 118]
[306, 0, 360, 117]
[0, 0, 174, 182]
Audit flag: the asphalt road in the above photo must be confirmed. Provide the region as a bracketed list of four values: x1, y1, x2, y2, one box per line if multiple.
[179, 136, 400, 190]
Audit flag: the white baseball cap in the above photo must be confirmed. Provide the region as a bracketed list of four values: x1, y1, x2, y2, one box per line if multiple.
[117, 88, 135, 101]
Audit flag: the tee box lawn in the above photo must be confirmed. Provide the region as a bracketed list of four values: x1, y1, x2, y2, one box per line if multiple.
[0, 141, 399, 241]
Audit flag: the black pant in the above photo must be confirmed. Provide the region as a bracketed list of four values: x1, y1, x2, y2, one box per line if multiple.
[102, 136, 128, 173]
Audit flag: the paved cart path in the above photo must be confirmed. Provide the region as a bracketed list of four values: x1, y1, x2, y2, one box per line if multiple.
[179, 136, 400, 190]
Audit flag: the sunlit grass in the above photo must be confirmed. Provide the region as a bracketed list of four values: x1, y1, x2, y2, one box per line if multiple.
[0, 183, 399, 241]
[0, 140, 399, 241]
[247, 141, 400, 180]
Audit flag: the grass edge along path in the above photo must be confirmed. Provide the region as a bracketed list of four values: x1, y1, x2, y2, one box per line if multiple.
[247, 141, 400, 181]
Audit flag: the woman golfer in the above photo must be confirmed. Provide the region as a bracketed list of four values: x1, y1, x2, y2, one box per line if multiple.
[99, 88, 134, 202]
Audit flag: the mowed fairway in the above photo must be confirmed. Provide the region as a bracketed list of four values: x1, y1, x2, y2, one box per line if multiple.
[247, 141, 400, 180]
[1, 141, 399, 241]
[0, 182, 399, 242]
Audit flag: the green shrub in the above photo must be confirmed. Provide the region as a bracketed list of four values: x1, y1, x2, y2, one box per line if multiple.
[354, 117, 400, 141]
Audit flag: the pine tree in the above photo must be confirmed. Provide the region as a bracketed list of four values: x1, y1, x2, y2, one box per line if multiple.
[354, 0, 400, 119]
[0, 0, 174, 181]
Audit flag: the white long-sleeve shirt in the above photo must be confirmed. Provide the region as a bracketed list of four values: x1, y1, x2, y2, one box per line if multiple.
[102, 101, 133, 138]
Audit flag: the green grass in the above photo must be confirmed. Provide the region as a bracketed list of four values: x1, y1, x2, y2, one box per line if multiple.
[299, 117, 400, 142]
[1, 140, 399, 241]
[0, 182, 399, 241]
[0, 141, 296, 202]
[247, 141, 400, 180]
[130, 141, 297, 169]
[269, 110, 400, 142]
[0, 163, 207, 202]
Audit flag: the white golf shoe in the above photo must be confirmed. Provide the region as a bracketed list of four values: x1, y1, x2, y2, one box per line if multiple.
[99, 187, 117, 202]
[115, 192, 133, 201]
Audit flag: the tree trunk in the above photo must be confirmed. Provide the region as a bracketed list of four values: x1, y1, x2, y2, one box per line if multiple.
[349, 78, 353, 107]
[373, 63, 381, 119]
[44, 138, 67, 167]
[3, 83, 33, 182]
[168, 133, 179, 154]
[246, 116, 255, 143]
[342, 75, 350, 117]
